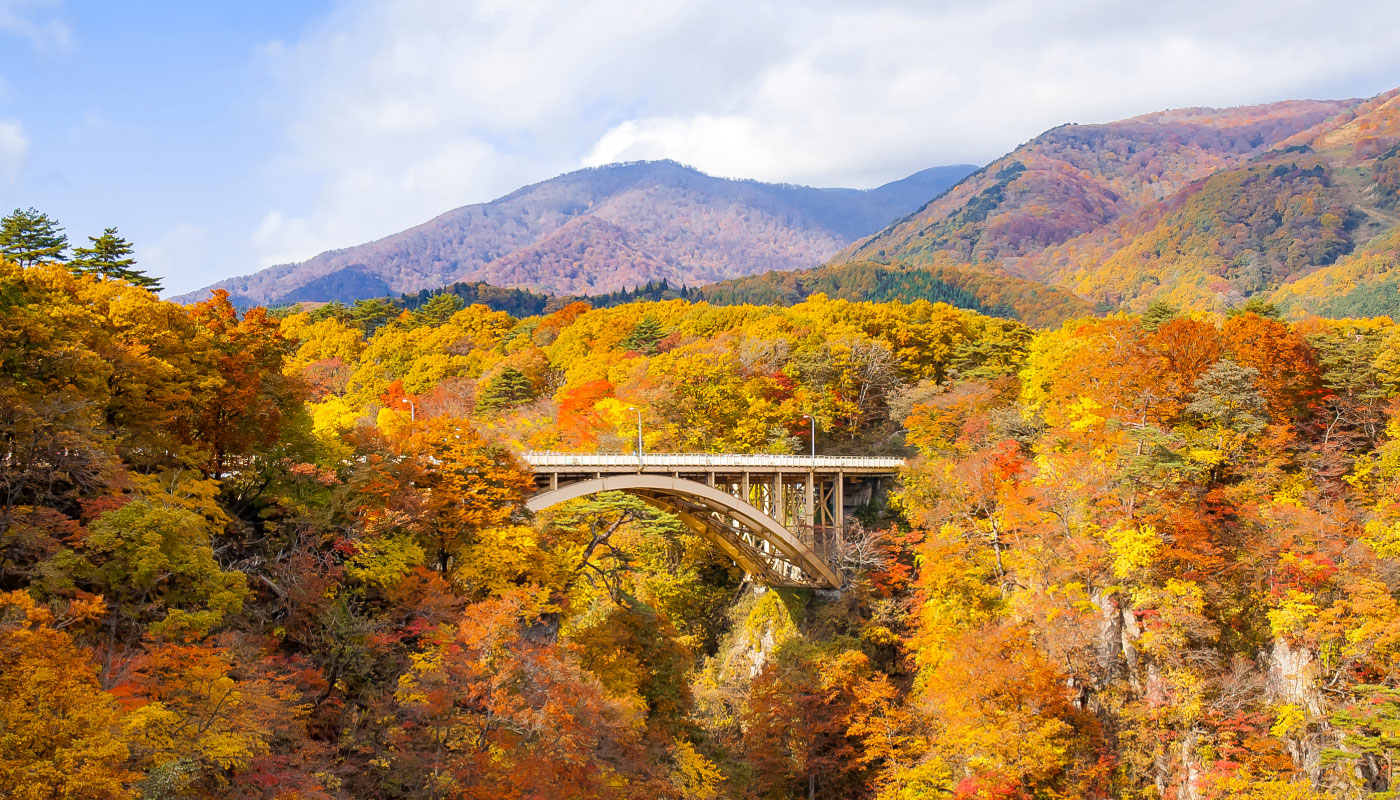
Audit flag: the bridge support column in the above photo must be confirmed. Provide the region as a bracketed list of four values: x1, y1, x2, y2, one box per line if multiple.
[773, 473, 784, 527]
[805, 471, 815, 527]
[741, 471, 750, 505]
[836, 471, 844, 529]
[550, 472, 558, 491]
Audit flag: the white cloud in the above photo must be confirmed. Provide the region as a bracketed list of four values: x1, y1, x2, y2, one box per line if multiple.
[0, 118, 27, 180]
[253, 0, 1400, 266]
[0, 0, 72, 52]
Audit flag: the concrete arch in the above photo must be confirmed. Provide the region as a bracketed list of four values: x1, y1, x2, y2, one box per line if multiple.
[526, 474, 841, 588]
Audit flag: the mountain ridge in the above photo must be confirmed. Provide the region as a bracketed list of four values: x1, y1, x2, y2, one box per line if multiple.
[833, 92, 1400, 316]
[176, 160, 976, 306]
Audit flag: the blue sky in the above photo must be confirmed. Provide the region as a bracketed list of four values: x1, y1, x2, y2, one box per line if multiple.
[4, 0, 1400, 296]
[2, 2, 329, 293]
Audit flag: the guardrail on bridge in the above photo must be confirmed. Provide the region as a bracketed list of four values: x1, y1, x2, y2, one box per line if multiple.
[521, 451, 905, 470]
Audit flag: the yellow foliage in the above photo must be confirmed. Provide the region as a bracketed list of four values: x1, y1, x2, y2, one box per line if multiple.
[120, 643, 299, 777]
[280, 314, 365, 374]
[1271, 472, 1309, 508]
[1102, 522, 1160, 579]
[345, 534, 426, 587]
[667, 738, 725, 799]
[454, 524, 565, 599]
[0, 592, 133, 800]
[1268, 589, 1321, 641]
[1362, 518, 1400, 560]
[127, 468, 230, 530]
[1203, 774, 1328, 800]
[1067, 395, 1106, 431]
[1270, 703, 1306, 739]
[310, 394, 362, 443]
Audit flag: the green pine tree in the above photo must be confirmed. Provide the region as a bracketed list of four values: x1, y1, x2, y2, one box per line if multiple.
[1140, 300, 1178, 331]
[70, 227, 162, 291]
[349, 298, 399, 334]
[476, 367, 536, 412]
[0, 207, 68, 267]
[1187, 359, 1268, 435]
[410, 293, 465, 327]
[620, 314, 666, 354]
[310, 300, 351, 324]
[1227, 296, 1282, 320]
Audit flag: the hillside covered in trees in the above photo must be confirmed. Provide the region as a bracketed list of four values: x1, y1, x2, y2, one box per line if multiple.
[216, 90, 1400, 331]
[8, 250, 1400, 800]
[177, 161, 975, 307]
[839, 90, 1400, 318]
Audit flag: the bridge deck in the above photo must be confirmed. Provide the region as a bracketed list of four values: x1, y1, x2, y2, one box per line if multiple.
[522, 451, 904, 473]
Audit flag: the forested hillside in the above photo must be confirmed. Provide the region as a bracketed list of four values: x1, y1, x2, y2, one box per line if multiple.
[836, 91, 1400, 316]
[178, 161, 974, 307]
[692, 260, 1096, 328]
[8, 254, 1400, 799]
[840, 99, 1354, 267]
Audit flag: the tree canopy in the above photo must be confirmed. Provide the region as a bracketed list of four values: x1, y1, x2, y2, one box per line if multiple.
[4, 249, 1400, 799]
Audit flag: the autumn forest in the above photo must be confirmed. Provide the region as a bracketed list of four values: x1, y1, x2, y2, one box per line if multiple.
[2, 229, 1400, 799]
[7, 85, 1400, 800]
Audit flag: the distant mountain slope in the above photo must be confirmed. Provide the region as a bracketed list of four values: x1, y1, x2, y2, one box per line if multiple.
[1016, 90, 1400, 311]
[835, 92, 1400, 315]
[178, 160, 975, 306]
[1272, 227, 1400, 318]
[839, 99, 1356, 270]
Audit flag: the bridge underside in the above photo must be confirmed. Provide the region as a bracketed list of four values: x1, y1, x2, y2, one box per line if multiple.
[526, 474, 843, 588]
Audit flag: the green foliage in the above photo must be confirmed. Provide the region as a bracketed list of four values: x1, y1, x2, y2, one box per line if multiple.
[620, 313, 666, 353]
[1228, 296, 1282, 319]
[1326, 685, 1400, 785]
[16, 222, 1400, 799]
[404, 280, 553, 317]
[1140, 300, 1178, 331]
[349, 297, 399, 334]
[1186, 358, 1269, 435]
[955, 160, 1026, 227]
[47, 502, 248, 638]
[697, 260, 1094, 328]
[477, 366, 536, 411]
[71, 227, 161, 291]
[0, 207, 68, 266]
[407, 292, 464, 327]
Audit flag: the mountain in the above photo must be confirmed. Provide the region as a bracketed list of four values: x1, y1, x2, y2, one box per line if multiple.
[177, 160, 976, 306]
[835, 94, 1400, 314]
[840, 99, 1355, 267]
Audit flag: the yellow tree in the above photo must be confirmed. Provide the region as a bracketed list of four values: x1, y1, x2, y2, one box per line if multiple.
[0, 591, 133, 800]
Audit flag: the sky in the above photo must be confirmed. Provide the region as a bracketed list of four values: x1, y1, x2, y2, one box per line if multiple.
[3, 0, 1400, 296]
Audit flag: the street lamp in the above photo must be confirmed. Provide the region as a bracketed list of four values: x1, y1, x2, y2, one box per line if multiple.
[801, 413, 816, 464]
[399, 397, 416, 421]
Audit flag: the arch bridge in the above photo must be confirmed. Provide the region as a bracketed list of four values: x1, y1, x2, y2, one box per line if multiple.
[522, 452, 904, 589]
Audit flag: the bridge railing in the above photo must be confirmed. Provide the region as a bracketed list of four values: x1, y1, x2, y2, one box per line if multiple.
[521, 451, 905, 470]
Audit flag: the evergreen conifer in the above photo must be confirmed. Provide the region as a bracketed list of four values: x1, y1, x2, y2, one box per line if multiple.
[476, 367, 535, 411]
[620, 313, 666, 353]
[0, 207, 68, 266]
[71, 227, 162, 291]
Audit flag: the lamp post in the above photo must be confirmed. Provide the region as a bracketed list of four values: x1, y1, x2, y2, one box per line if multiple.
[400, 397, 416, 422]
